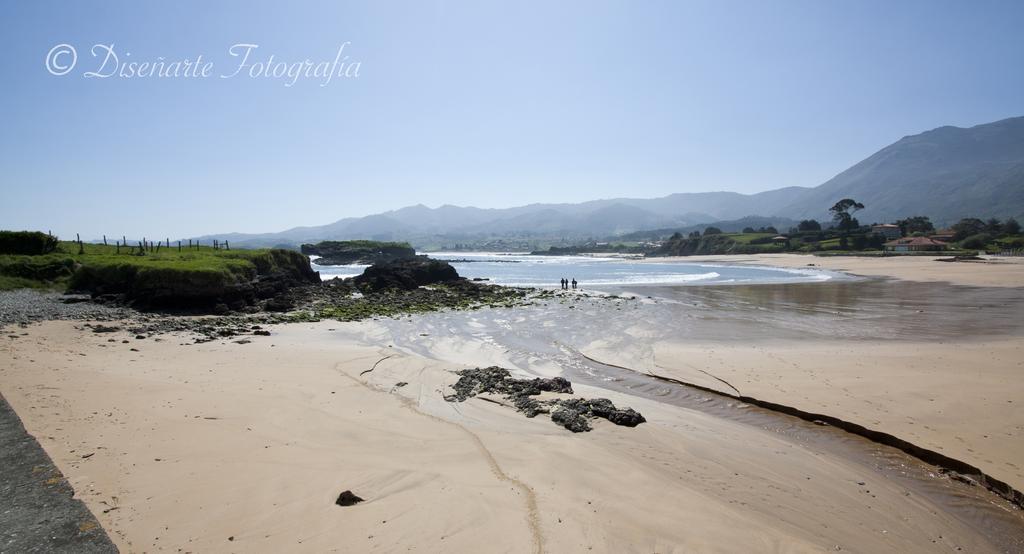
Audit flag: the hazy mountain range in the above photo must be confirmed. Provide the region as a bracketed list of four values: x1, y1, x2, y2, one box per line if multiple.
[199, 116, 1024, 248]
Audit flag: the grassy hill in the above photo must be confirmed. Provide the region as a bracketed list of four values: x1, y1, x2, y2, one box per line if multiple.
[0, 234, 318, 310]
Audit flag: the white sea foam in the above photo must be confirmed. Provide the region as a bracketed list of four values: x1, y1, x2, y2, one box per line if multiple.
[310, 252, 843, 287]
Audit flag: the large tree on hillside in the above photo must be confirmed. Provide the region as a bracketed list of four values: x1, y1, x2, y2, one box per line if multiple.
[829, 198, 865, 232]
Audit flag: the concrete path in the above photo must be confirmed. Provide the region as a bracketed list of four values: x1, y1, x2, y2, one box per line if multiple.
[0, 393, 117, 553]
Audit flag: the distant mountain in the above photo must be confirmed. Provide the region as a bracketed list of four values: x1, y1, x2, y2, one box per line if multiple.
[618, 216, 799, 242]
[198, 190, 811, 248]
[779, 116, 1024, 224]
[196, 116, 1024, 248]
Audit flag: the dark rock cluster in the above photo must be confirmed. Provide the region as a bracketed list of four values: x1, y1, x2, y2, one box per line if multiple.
[549, 398, 646, 432]
[301, 240, 415, 266]
[444, 366, 573, 401]
[444, 366, 645, 432]
[353, 256, 460, 292]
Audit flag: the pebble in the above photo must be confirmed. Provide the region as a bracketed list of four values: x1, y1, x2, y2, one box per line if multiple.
[0, 290, 137, 329]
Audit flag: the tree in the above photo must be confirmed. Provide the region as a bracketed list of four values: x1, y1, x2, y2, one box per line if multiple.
[1005, 218, 1021, 235]
[952, 218, 986, 241]
[961, 233, 992, 250]
[797, 219, 821, 232]
[763, 226, 779, 234]
[985, 218, 1002, 235]
[829, 199, 865, 232]
[704, 227, 723, 235]
[742, 227, 756, 234]
[895, 216, 934, 236]
[669, 232, 683, 241]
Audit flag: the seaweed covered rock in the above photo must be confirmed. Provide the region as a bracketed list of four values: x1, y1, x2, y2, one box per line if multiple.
[550, 400, 593, 432]
[354, 256, 461, 292]
[548, 398, 646, 432]
[444, 367, 573, 401]
[444, 366, 643, 432]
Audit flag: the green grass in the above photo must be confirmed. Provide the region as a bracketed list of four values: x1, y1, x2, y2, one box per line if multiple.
[0, 241, 309, 294]
[0, 274, 59, 290]
[726, 232, 775, 244]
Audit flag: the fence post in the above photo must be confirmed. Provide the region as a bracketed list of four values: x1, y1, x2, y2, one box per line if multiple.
[103, 235, 107, 246]
[225, 240, 230, 251]
[178, 240, 181, 252]
[76, 233, 84, 255]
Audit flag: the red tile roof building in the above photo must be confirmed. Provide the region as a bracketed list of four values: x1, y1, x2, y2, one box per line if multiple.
[884, 236, 947, 252]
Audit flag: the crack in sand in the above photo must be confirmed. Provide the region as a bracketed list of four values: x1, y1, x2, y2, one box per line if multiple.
[359, 355, 393, 376]
[695, 368, 743, 396]
[338, 354, 544, 554]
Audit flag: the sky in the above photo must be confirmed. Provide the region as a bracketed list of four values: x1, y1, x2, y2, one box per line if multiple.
[1, 0, 1023, 239]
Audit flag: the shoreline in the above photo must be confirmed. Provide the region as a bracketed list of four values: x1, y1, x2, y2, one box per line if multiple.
[649, 252, 1024, 288]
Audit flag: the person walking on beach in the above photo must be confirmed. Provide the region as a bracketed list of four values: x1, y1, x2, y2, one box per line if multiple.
[571, 278, 577, 290]
[560, 278, 566, 290]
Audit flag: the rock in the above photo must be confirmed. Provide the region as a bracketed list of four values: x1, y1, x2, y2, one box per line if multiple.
[536, 376, 573, 394]
[302, 240, 416, 266]
[335, 490, 364, 506]
[91, 324, 121, 333]
[445, 367, 642, 432]
[607, 408, 646, 427]
[60, 295, 93, 304]
[444, 367, 574, 401]
[550, 403, 592, 432]
[354, 256, 461, 292]
[513, 395, 545, 418]
[253, 330, 271, 336]
[264, 297, 294, 312]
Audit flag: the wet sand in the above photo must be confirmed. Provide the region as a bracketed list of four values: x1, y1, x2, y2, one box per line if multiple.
[658, 253, 1024, 288]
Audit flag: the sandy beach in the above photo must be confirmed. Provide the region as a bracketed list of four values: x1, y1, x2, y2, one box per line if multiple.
[666, 253, 1024, 288]
[2, 255, 1024, 552]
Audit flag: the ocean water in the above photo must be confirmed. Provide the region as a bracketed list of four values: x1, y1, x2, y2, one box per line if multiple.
[312, 252, 843, 288]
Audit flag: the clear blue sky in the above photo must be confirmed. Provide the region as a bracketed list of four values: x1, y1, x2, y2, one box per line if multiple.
[2, 0, 1022, 239]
